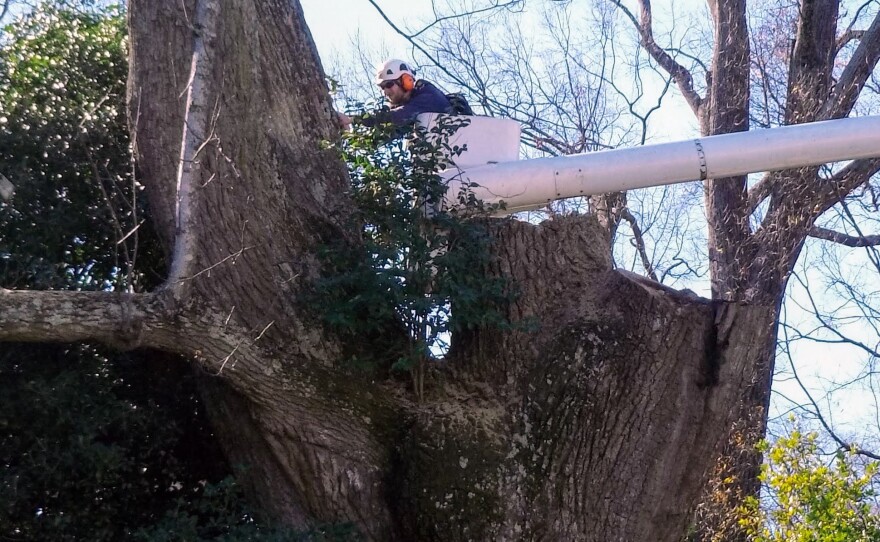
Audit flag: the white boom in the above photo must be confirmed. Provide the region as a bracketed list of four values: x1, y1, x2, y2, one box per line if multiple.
[422, 114, 880, 215]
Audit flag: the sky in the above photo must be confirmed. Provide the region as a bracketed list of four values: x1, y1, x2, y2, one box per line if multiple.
[301, 0, 427, 88]
[301, 0, 428, 63]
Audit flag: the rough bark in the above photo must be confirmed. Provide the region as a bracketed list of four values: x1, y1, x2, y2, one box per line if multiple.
[703, 0, 751, 301]
[438, 217, 779, 541]
[123, 0, 396, 535]
[2, 0, 878, 540]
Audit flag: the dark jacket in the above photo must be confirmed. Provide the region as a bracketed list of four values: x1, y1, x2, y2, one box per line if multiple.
[360, 80, 453, 135]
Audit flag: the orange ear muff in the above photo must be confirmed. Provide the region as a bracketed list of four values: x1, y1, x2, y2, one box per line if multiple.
[400, 73, 415, 91]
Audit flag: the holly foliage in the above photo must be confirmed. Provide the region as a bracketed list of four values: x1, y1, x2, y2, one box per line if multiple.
[313, 113, 514, 397]
[0, 1, 164, 291]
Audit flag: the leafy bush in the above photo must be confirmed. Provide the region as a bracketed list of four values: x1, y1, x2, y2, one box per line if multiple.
[1, 344, 251, 541]
[313, 113, 514, 398]
[0, 1, 163, 291]
[738, 428, 880, 542]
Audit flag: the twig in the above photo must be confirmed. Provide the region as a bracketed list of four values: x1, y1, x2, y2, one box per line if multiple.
[184, 245, 255, 281]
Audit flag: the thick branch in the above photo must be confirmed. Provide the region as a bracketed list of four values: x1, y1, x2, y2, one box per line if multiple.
[836, 29, 865, 52]
[808, 226, 880, 247]
[608, 0, 703, 115]
[746, 171, 774, 216]
[129, 0, 353, 344]
[166, 0, 221, 298]
[750, 158, 879, 305]
[126, 0, 196, 252]
[757, 160, 878, 269]
[0, 287, 288, 384]
[815, 157, 880, 216]
[822, 10, 880, 119]
[704, 0, 751, 300]
[0, 289, 152, 349]
[785, 0, 839, 124]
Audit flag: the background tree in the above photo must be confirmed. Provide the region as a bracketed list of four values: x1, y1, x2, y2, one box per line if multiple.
[1, 0, 879, 541]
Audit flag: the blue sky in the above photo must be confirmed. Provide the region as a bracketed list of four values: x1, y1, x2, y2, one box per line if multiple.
[301, 1, 419, 63]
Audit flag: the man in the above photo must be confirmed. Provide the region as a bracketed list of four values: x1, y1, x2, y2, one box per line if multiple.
[337, 59, 454, 136]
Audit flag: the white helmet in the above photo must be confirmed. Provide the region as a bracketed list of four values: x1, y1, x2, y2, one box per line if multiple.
[375, 58, 414, 85]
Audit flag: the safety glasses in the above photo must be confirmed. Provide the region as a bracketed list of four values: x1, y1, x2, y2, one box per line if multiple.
[378, 80, 398, 90]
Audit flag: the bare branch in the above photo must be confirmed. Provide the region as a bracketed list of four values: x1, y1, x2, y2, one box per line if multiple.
[621, 208, 659, 282]
[770, 159, 880, 245]
[0, 287, 275, 381]
[186, 245, 255, 281]
[814, 157, 880, 217]
[607, 0, 703, 115]
[788, 272, 880, 365]
[833, 195, 880, 273]
[411, 0, 523, 38]
[822, 10, 880, 119]
[777, 282, 880, 459]
[808, 226, 880, 247]
[838, 0, 876, 52]
[746, 171, 774, 216]
[836, 29, 866, 52]
[783, 325, 880, 461]
[366, 0, 470, 89]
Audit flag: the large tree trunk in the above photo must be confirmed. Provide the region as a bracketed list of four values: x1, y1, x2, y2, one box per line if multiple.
[118, 2, 786, 536]
[5, 0, 878, 540]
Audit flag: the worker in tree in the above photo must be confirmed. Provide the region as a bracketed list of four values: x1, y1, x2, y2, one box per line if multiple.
[337, 58, 455, 137]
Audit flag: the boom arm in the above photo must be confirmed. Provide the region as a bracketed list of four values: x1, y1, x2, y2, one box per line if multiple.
[436, 115, 880, 215]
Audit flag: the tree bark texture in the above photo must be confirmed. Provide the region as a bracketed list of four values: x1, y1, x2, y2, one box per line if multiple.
[703, 0, 752, 301]
[3, 0, 878, 540]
